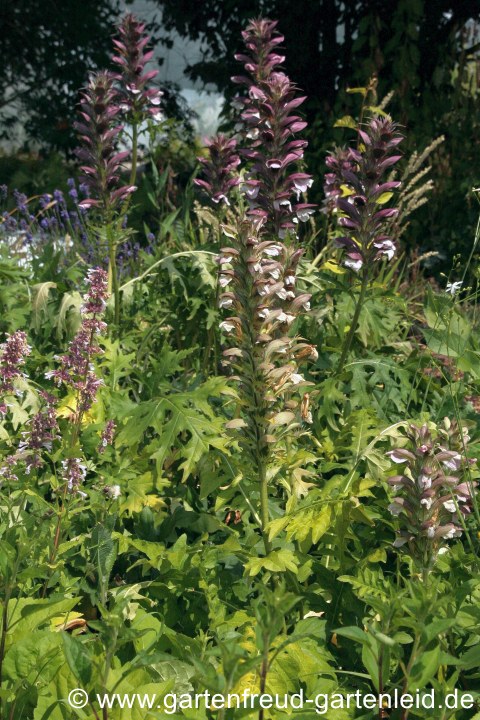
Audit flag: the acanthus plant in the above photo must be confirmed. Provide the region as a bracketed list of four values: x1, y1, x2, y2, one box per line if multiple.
[387, 419, 478, 580]
[211, 18, 317, 556]
[325, 116, 404, 373]
[219, 218, 316, 553]
[75, 13, 162, 327]
[75, 71, 136, 325]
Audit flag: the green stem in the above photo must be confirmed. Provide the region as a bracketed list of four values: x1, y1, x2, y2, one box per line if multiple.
[108, 122, 139, 332]
[258, 635, 270, 720]
[259, 460, 272, 555]
[0, 551, 21, 719]
[400, 634, 421, 720]
[0, 585, 12, 702]
[109, 230, 120, 327]
[336, 269, 369, 375]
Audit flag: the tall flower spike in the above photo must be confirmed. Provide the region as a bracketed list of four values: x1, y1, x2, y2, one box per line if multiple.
[326, 116, 403, 272]
[386, 419, 477, 573]
[232, 18, 315, 236]
[218, 216, 316, 527]
[46, 268, 109, 418]
[194, 134, 241, 206]
[74, 71, 136, 212]
[112, 13, 163, 121]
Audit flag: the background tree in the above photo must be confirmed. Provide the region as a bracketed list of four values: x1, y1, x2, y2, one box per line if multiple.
[0, 0, 122, 152]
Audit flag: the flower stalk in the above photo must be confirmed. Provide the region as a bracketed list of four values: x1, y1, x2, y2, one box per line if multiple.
[219, 217, 315, 553]
[325, 117, 403, 373]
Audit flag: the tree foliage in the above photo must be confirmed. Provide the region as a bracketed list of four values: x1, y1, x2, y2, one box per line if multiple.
[0, 0, 123, 151]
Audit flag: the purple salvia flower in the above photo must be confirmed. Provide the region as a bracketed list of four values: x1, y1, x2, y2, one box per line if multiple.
[0, 456, 19, 483]
[112, 13, 163, 121]
[47, 268, 109, 418]
[74, 71, 136, 213]
[0, 185, 8, 200]
[0, 330, 31, 414]
[232, 18, 315, 236]
[62, 457, 87, 495]
[195, 134, 241, 206]
[387, 419, 477, 572]
[98, 419, 116, 454]
[326, 116, 403, 272]
[17, 391, 59, 473]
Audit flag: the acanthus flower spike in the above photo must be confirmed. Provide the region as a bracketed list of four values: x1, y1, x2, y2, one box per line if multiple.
[194, 134, 241, 206]
[112, 13, 163, 121]
[218, 215, 316, 543]
[233, 18, 315, 236]
[386, 419, 477, 575]
[325, 116, 403, 272]
[74, 71, 136, 214]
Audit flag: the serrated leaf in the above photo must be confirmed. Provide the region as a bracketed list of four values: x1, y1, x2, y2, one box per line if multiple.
[90, 524, 116, 591]
[245, 549, 299, 576]
[117, 378, 230, 481]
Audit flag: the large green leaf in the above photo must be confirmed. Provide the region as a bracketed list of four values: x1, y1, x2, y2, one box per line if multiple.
[117, 378, 231, 480]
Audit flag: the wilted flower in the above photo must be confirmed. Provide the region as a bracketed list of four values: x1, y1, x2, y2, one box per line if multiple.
[74, 71, 136, 213]
[386, 419, 477, 573]
[195, 134, 241, 206]
[232, 18, 315, 235]
[103, 484, 121, 499]
[326, 116, 403, 272]
[112, 13, 163, 121]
